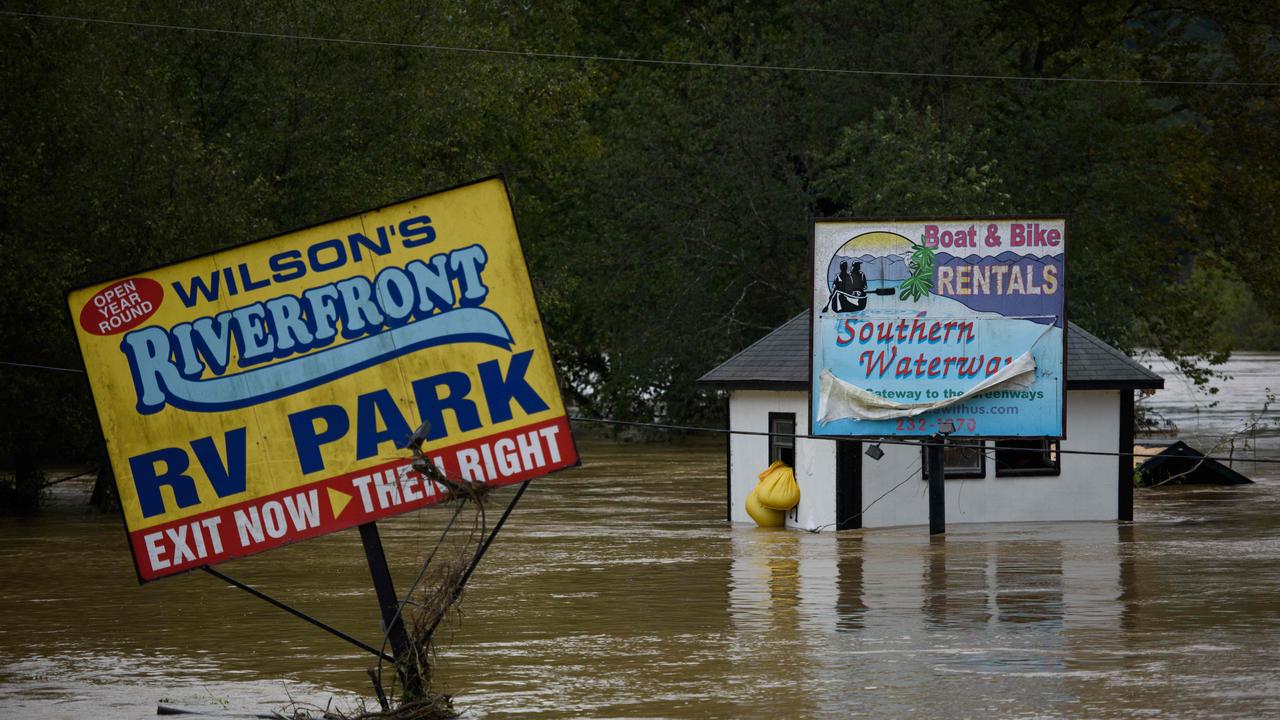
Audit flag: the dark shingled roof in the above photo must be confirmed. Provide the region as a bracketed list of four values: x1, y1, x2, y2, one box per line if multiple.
[698, 311, 1164, 391]
[1136, 441, 1252, 485]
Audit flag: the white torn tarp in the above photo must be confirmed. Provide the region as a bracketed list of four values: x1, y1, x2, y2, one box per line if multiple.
[817, 349, 1039, 422]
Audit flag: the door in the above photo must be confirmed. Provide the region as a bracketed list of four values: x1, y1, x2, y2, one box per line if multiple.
[835, 440, 862, 530]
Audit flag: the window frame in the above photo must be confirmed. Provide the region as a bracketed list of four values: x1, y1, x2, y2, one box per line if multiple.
[768, 412, 796, 467]
[994, 438, 1061, 478]
[921, 438, 987, 480]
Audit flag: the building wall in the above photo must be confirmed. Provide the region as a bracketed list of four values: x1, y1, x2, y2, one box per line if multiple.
[728, 389, 1121, 530]
[728, 390, 837, 530]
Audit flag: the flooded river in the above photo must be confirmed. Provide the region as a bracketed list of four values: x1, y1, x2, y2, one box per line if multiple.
[1, 354, 1277, 718]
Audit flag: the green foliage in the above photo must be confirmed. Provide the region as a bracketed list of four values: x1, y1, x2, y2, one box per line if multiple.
[815, 99, 1011, 217]
[899, 238, 936, 302]
[0, 0, 1277, 478]
[1189, 258, 1280, 352]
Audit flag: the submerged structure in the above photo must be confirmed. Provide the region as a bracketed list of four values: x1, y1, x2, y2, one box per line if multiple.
[698, 312, 1165, 531]
[1135, 441, 1253, 487]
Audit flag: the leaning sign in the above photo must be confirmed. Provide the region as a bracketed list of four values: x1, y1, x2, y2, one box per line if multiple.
[810, 217, 1066, 438]
[69, 177, 578, 582]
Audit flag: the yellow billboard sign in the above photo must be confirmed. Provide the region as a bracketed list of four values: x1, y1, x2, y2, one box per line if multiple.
[68, 177, 578, 582]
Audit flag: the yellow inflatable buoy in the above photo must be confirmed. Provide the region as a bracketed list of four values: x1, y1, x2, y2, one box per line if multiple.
[746, 486, 785, 527]
[755, 461, 800, 511]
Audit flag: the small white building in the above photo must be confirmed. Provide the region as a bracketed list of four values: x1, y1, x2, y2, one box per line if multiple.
[698, 312, 1164, 531]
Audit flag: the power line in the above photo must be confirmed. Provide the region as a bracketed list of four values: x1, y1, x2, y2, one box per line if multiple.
[2, 9, 1278, 89]
[568, 416, 1280, 465]
[807, 458, 922, 533]
[0, 359, 84, 373]
[3, 357, 1277, 465]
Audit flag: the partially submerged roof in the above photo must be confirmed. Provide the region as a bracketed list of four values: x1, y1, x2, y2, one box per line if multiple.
[697, 311, 1165, 391]
[1135, 441, 1253, 486]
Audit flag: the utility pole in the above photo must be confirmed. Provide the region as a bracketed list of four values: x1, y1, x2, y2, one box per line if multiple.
[927, 420, 955, 535]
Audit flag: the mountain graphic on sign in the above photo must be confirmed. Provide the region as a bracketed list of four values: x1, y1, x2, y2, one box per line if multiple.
[933, 251, 1063, 266]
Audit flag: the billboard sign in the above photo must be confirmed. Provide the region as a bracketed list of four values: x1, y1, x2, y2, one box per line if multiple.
[69, 177, 578, 581]
[810, 217, 1066, 438]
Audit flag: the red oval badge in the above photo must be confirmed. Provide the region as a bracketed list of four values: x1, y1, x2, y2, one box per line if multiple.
[79, 278, 164, 336]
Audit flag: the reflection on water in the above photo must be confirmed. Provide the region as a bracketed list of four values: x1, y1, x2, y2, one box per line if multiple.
[2, 353, 1279, 718]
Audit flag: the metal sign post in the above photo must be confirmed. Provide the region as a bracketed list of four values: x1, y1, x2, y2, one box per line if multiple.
[358, 521, 418, 695]
[927, 437, 946, 535]
[928, 422, 954, 535]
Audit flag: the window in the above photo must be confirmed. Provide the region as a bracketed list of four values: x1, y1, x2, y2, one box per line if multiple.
[921, 439, 986, 480]
[768, 413, 796, 466]
[995, 439, 1060, 477]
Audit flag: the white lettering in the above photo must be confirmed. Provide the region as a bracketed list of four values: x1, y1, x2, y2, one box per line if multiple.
[351, 475, 376, 512]
[144, 531, 169, 570]
[262, 501, 287, 539]
[235, 506, 265, 546]
[399, 465, 424, 502]
[494, 438, 519, 475]
[201, 517, 225, 554]
[375, 470, 402, 509]
[538, 426, 563, 463]
[517, 431, 545, 469]
[457, 448, 483, 482]
[283, 490, 321, 530]
[479, 442, 496, 482]
[166, 525, 196, 564]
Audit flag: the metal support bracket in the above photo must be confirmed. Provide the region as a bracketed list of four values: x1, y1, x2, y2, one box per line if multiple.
[202, 565, 394, 663]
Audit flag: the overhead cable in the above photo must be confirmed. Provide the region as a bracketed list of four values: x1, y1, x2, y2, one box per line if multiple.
[3, 357, 1276, 464]
[2, 10, 1278, 88]
[568, 416, 1280, 465]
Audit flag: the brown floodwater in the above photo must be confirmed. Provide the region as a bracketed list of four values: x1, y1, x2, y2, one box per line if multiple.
[2, 355, 1279, 719]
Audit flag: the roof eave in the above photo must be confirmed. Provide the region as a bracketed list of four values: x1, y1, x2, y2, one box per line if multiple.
[1066, 378, 1165, 391]
[697, 379, 809, 391]
[698, 378, 1166, 392]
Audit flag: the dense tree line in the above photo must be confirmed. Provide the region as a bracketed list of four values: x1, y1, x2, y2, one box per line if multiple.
[0, 1, 1276, 505]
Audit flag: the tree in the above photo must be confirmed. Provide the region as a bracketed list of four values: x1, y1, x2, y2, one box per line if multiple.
[0, 0, 1276, 489]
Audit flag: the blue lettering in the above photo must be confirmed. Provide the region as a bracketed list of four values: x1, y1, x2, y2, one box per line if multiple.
[191, 428, 248, 499]
[264, 295, 315, 352]
[222, 266, 239, 296]
[238, 263, 270, 292]
[172, 272, 221, 308]
[188, 312, 235, 375]
[121, 327, 185, 414]
[355, 390, 412, 461]
[170, 322, 207, 377]
[449, 244, 489, 306]
[411, 372, 481, 441]
[334, 277, 384, 337]
[130, 446, 199, 518]
[231, 303, 275, 365]
[302, 284, 342, 344]
[405, 255, 455, 314]
[288, 405, 349, 474]
[373, 267, 416, 324]
[348, 231, 390, 262]
[119, 244, 516, 414]
[308, 238, 347, 272]
[478, 350, 548, 423]
[399, 215, 435, 248]
[269, 250, 307, 283]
